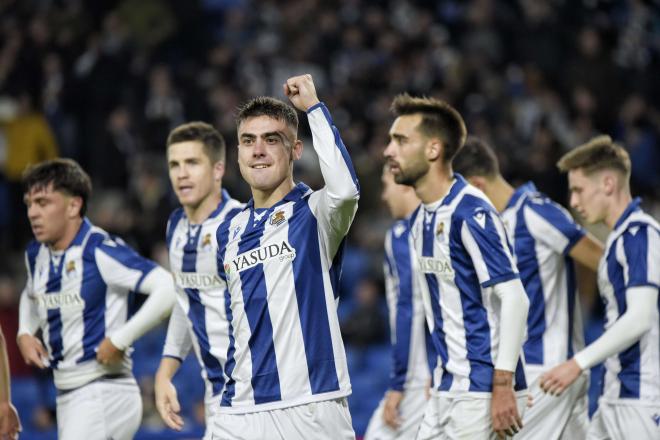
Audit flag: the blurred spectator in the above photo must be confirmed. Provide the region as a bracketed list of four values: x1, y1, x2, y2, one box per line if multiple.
[341, 277, 387, 348]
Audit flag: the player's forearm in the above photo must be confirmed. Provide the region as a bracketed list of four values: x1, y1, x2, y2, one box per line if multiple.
[0, 331, 10, 403]
[111, 268, 175, 350]
[17, 288, 39, 336]
[569, 234, 604, 272]
[306, 103, 360, 203]
[492, 279, 529, 372]
[574, 286, 657, 370]
[156, 356, 182, 381]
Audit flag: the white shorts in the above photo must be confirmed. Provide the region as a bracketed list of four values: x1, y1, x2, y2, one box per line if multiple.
[416, 392, 527, 440]
[209, 398, 355, 440]
[56, 376, 142, 440]
[587, 400, 660, 440]
[518, 371, 589, 440]
[364, 389, 428, 440]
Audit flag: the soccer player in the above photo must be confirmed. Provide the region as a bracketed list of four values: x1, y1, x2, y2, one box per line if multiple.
[364, 166, 432, 440]
[541, 135, 660, 439]
[452, 136, 604, 439]
[209, 74, 359, 439]
[0, 327, 21, 439]
[16, 158, 175, 440]
[383, 94, 530, 440]
[154, 122, 243, 437]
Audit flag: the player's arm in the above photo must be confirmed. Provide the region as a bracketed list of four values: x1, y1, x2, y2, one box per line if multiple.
[461, 208, 528, 437]
[17, 254, 48, 369]
[94, 242, 175, 364]
[568, 234, 603, 272]
[285, 74, 360, 241]
[383, 228, 413, 429]
[155, 302, 190, 431]
[541, 225, 658, 395]
[0, 327, 21, 438]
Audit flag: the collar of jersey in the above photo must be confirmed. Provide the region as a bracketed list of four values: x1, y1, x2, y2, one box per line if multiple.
[505, 181, 537, 211]
[614, 197, 642, 230]
[422, 174, 467, 212]
[244, 182, 310, 211]
[182, 189, 232, 225]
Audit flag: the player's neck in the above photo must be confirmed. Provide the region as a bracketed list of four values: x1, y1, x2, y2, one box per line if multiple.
[252, 177, 296, 209]
[415, 164, 454, 205]
[49, 217, 83, 251]
[604, 189, 633, 230]
[488, 177, 515, 213]
[184, 190, 223, 225]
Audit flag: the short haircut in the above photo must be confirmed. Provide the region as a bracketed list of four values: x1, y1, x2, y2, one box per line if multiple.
[452, 136, 500, 179]
[22, 158, 92, 217]
[391, 93, 467, 162]
[236, 97, 299, 136]
[557, 135, 631, 181]
[167, 122, 226, 163]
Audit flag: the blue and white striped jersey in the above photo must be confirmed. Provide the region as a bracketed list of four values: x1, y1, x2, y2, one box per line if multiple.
[21, 218, 157, 390]
[384, 219, 432, 392]
[598, 198, 659, 402]
[501, 182, 585, 379]
[163, 190, 243, 410]
[163, 190, 244, 409]
[410, 174, 526, 394]
[215, 102, 359, 413]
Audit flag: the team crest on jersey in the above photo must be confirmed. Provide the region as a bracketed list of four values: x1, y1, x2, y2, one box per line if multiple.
[269, 210, 286, 226]
[201, 233, 212, 249]
[65, 260, 76, 276]
[436, 222, 445, 242]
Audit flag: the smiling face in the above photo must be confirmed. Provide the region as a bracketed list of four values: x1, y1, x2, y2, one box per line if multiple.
[24, 183, 81, 247]
[383, 114, 432, 187]
[168, 140, 224, 212]
[567, 168, 609, 224]
[237, 115, 302, 194]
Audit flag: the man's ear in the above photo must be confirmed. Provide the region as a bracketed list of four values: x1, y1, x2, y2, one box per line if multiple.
[213, 161, 225, 182]
[68, 196, 83, 219]
[426, 138, 443, 162]
[291, 140, 303, 161]
[602, 172, 617, 196]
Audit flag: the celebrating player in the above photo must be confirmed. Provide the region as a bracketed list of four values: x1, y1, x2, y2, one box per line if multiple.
[383, 94, 529, 439]
[154, 121, 243, 438]
[541, 135, 659, 439]
[364, 166, 432, 440]
[209, 74, 360, 439]
[17, 159, 175, 440]
[453, 136, 604, 439]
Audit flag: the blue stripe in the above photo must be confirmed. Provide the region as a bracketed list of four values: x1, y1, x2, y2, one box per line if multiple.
[514, 358, 527, 391]
[606, 240, 641, 399]
[26, 241, 40, 280]
[237, 211, 282, 404]
[449, 216, 493, 392]
[420, 210, 453, 390]
[166, 208, 184, 249]
[526, 197, 585, 255]
[565, 255, 576, 358]
[289, 199, 340, 394]
[515, 208, 546, 365]
[389, 225, 414, 391]
[623, 224, 650, 287]
[312, 103, 360, 191]
[79, 234, 108, 363]
[182, 225, 225, 396]
[217, 215, 238, 406]
[329, 239, 346, 299]
[46, 252, 65, 369]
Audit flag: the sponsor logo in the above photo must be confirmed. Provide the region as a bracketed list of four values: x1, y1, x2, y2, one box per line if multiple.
[229, 241, 296, 273]
[232, 226, 242, 240]
[173, 272, 225, 289]
[34, 292, 85, 310]
[418, 257, 454, 276]
[269, 210, 286, 226]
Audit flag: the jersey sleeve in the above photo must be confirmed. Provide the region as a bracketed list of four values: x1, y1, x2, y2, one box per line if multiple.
[622, 224, 660, 289]
[94, 238, 158, 293]
[524, 198, 585, 255]
[162, 301, 193, 361]
[386, 225, 415, 392]
[460, 208, 520, 288]
[305, 103, 360, 258]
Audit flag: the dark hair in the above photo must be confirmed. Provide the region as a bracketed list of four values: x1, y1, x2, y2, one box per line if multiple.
[452, 136, 500, 179]
[236, 97, 299, 134]
[557, 135, 631, 181]
[167, 121, 226, 163]
[22, 158, 92, 217]
[391, 93, 467, 162]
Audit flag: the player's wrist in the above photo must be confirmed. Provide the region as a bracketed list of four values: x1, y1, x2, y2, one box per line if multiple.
[492, 369, 513, 387]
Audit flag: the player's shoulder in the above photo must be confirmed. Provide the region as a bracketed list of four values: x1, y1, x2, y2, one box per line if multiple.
[453, 188, 497, 223]
[388, 219, 410, 240]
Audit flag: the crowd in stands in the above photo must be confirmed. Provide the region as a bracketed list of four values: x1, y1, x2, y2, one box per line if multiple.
[0, 0, 658, 437]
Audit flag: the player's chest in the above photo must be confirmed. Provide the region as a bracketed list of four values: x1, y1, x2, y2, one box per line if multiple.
[411, 210, 455, 278]
[31, 251, 90, 315]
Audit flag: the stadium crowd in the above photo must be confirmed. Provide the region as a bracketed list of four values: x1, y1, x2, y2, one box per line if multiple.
[0, 0, 658, 438]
